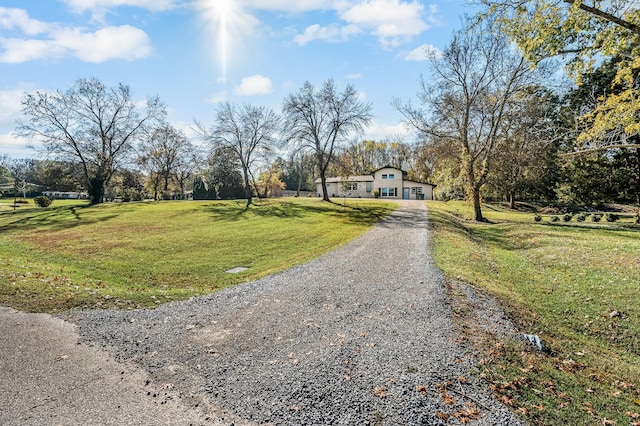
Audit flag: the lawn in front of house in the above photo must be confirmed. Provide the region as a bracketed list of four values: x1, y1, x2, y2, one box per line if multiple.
[428, 200, 640, 425]
[0, 198, 395, 313]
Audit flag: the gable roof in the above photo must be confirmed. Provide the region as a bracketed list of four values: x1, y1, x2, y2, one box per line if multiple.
[372, 166, 408, 176]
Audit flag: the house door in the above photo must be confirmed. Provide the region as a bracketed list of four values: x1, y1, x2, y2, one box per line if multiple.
[402, 188, 410, 200]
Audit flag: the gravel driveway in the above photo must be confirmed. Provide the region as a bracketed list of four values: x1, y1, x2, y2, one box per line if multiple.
[69, 200, 523, 425]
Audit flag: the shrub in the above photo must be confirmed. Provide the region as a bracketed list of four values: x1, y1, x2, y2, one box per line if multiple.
[372, 190, 380, 198]
[533, 214, 542, 222]
[562, 213, 572, 222]
[550, 215, 559, 222]
[605, 213, 619, 222]
[576, 213, 586, 222]
[591, 214, 602, 222]
[33, 195, 53, 208]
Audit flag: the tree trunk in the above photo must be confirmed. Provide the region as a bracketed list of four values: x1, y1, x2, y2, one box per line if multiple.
[319, 170, 330, 202]
[88, 176, 106, 204]
[472, 186, 484, 222]
[296, 172, 302, 197]
[509, 192, 515, 209]
[242, 166, 252, 208]
[635, 148, 640, 224]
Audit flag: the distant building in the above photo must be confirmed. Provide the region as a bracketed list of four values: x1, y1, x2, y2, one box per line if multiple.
[315, 167, 436, 200]
[42, 191, 89, 200]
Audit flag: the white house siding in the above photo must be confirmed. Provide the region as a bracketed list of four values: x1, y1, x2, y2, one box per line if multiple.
[373, 167, 403, 199]
[316, 167, 435, 200]
[316, 176, 374, 198]
[402, 181, 434, 200]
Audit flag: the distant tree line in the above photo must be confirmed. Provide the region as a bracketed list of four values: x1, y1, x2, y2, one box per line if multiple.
[6, 3, 640, 221]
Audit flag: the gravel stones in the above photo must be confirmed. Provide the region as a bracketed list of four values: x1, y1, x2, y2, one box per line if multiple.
[67, 201, 523, 425]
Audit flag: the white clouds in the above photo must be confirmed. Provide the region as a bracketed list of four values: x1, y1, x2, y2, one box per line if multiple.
[346, 73, 362, 79]
[206, 91, 228, 104]
[404, 43, 441, 61]
[294, 23, 361, 45]
[52, 25, 151, 62]
[63, 0, 177, 20]
[290, 0, 435, 48]
[340, 0, 428, 48]
[64, 0, 177, 11]
[196, 0, 436, 49]
[232, 75, 274, 96]
[0, 8, 51, 35]
[363, 120, 413, 141]
[63, 0, 181, 22]
[0, 89, 25, 127]
[0, 88, 35, 156]
[0, 8, 152, 63]
[240, 0, 336, 12]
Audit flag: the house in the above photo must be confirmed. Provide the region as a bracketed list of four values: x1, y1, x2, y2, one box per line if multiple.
[315, 167, 435, 200]
[42, 191, 89, 200]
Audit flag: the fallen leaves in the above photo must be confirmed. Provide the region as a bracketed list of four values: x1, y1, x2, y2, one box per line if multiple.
[435, 382, 455, 405]
[501, 395, 514, 406]
[558, 358, 584, 373]
[372, 386, 386, 398]
[582, 401, 595, 415]
[436, 411, 449, 420]
[451, 402, 481, 423]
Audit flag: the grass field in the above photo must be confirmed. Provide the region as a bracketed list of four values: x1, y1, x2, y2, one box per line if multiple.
[0, 198, 395, 312]
[427, 200, 640, 425]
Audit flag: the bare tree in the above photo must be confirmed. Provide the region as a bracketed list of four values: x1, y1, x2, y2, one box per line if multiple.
[283, 79, 373, 202]
[138, 123, 193, 200]
[15, 78, 165, 204]
[198, 102, 281, 208]
[395, 21, 533, 221]
[173, 151, 200, 200]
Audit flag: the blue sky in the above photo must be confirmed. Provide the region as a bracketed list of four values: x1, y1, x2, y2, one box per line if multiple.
[0, 0, 471, 158]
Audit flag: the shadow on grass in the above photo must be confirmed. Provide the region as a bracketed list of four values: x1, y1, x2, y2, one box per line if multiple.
[202, 199, 392, 226]
[429, 210, 542, 251]
[431, 208, 640, 252]
[0, 203, 120, 233]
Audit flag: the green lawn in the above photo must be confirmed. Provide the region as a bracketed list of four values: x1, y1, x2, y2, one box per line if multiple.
[0, 198, 395, 312]
[427, 200, 640, 425]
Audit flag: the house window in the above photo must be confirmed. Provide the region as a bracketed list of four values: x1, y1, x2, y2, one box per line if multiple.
[366, 182, 372, 192]
[388, 174, 395, 179]
[327, 183, 331, 188]
[382, 174, 388, 179]
[380, 188, 397, 197]
[346, 182, 357, 191]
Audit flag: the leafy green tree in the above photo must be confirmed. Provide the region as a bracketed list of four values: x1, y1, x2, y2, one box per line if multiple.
[485, 86, 562, 206]
[16, 78, 165, 204]
[0, 155, 12, 194]
[560, 57, 640, 219]
[255, 160, 286, 198]
[196, 147, 245, 200]
[478, 0, 640, 156]
[281, 151, 315, 195]
[107, 169, 146, 201]
[30, 160, 83, 192]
